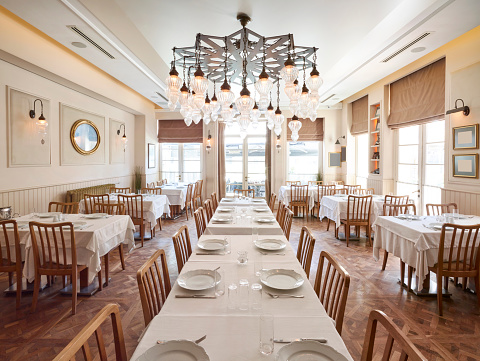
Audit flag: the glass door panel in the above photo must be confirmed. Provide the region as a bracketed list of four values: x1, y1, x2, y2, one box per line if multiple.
[396, 126, 420, 210]
[422, 121, 445, 212]
[161, 143, 180, 183]
[225, 136, 243, 196]
[182, 143, 201, 183]
[247, 136, 266, 197]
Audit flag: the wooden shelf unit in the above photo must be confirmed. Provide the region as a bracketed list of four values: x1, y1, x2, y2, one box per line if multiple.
[370, 104, 381, 175]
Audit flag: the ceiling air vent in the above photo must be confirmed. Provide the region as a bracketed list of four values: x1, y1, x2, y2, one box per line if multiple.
[156, 92, 168, 102]
[321, 94, 336, 103]
[67, 25, 115, 59]
[381, 32, 431, 63]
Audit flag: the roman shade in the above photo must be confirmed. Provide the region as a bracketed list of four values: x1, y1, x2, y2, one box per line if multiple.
[286, 118, 324, 141]
[350, 95, 368, 135]
[157, 119, 203, 143]
[387, 58, 445, 128]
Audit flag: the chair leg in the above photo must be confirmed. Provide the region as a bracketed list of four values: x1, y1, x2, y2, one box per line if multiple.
[437, 272, 443, 316]
[400, 260, 405, 286]
[157, 217, 163, 230]
[382, 251, 389, 271]
[475, 275, 480, 307]
[444, 276, 449, 291]
[185, 204, 189, 220]
[407, 266, 413, 291]
[327, 219, 331, 231]
[367, 226, 372, 247]
[72, 269, 78, 315]
[118, 244, 125, 270]
[104, 254, 109, 287]
[462, 277, 467, 291]
[97, 269, 103, 291]
[140, 224, 144, 247]
[31, 275, 40, 313]
[346, 224, 350, 247]
[16, 268, 21, 309]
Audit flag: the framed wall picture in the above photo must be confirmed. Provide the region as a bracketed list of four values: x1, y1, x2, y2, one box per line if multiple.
[453, 154, 478, 178]
[453, 124, 478, 149]
[148, 143, 156, 169]
[341, 146, 346, 162]
[328, 152, 341, 167]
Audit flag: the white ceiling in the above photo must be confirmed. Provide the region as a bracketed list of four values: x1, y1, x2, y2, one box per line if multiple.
[1, 0, 480, 110]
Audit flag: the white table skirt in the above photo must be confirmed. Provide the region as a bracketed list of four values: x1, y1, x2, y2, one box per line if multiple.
[157, 185, 187, 207]
[278, 186, 316, 211]
[6, 214, 136, 284]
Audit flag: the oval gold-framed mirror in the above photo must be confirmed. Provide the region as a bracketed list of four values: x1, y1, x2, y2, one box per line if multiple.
[70, 119, 100, 155]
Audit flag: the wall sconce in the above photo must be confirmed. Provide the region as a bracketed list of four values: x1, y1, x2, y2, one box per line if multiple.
[117, 123, 127, 151]
[276, 135, 281, 151]
[29, 99, 48, 144]
[446, 99, 470, 116]
[206, 131, 212, 152]
[335, 135, 345, 145]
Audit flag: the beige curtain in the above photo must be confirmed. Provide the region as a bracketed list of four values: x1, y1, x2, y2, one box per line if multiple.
[218, 122, 226, 199]
[265, 128, 272, 202]
[286, 118, 324, 141]
[350, 95, 368, 135]
[387, 58, 445, 128]
[157, 119, 203, 143]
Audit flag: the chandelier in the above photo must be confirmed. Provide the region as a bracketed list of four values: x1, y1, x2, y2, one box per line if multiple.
[165, 14, 323, 140]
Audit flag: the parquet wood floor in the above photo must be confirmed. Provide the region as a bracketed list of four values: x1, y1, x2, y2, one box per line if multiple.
[0, 214, 479, 360]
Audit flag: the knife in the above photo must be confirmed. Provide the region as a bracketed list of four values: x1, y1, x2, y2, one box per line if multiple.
[274, 338, 327, 343]
[175, 294, 217, 299]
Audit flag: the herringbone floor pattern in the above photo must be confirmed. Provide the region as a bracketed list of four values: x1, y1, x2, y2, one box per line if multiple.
[0, 214, 479, 360]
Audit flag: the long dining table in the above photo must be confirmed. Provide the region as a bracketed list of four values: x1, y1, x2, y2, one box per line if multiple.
[130, 200, 354, 360]
[156, 183, 188, 218]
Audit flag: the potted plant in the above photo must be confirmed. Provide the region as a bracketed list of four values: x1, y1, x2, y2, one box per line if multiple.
[316, 172, 323, 182]
[134, 166, 143, 194]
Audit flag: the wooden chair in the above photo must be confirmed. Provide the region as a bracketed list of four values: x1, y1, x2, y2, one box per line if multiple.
[94, 202, 125, 215]
[211, 192, 219, 211]
[0, 220, 22, 308]
[361, 309, 427, 361]
[119, 194, 147, 247]
[136, 249, 171, 327]
[312, 185, 335, 218]
[334, 188, 347, 195]
[281, 208, 294, 241]
[185, 183, 194, 220]
[345, 185, 361, 194]
[384, 194, 409, 206]
[357, 188, 375, 195]
[193, 180, 203, 209]
[83, 194, 110, 214]
[286, 180, 300, 185]
[156, 180, 164, 186]
[234, 188, 255, 198]
[141, 187, 162, 195]
[297, 226, 316, 278]
[337, 195, 373, 247]
[276, 201, 286, 224]
[429, 223, 480, 316]
[290, 185, 309, 219]
[147, 182, 156, 189]
[335, 181, 344, 186]
[314, 251, 350, 335]
[193, 207, 207, 238]
[426, 203, 458, 216]
[172, 225, 192, 273]
[204, 199, 214, 222]
[308, 180, 323, 186]
[48, 201, 79, 214]
[268, 193, 277, 212]
[52, 303, 127, 361]
[110, 187, 130, 194]
[163, 178, 168, 185]
[29, 221, 86, 315]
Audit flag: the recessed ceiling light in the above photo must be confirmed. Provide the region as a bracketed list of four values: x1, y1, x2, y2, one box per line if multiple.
[411, 46, 426, 53]
[71, 41, 87, 48]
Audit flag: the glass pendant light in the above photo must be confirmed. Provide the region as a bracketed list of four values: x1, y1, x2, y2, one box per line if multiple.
[194, 93, 205, 109]
[218, 77, 235, 106]
[280, 53, 299, 84]
[288, 114, 302, 141]
[210, 81, 221, 114]
[203, 94, 212, 117]
[266, 97, 275, 121]
[184, 116, 193, 126]
[235, 86, 254, 114]
[306, 49, 323, 92]
[179, 82, 189, 106]
[258, 95, 269, 112]
[273, 81, 284, 136]
[191, 65, 208, 95]
[251, 101, 261, 121]
[255, 66, 273, 95]
[166, 58, 182, 93]
[192, 109, 202, 124]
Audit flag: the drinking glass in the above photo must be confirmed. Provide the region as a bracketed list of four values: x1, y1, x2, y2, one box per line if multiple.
[251, 283, 262, 310]
[238, 279, 249, 311]
[259, 314, 274, 355]
[227, 283, 237, 310]
[452, 208, 459, 221]
[252, 227, 259, 242]
[223, 237, 231, 254]
[237, 250, 248, 265]
[254, 260, 263, 277]
[214, 269, 224, 297]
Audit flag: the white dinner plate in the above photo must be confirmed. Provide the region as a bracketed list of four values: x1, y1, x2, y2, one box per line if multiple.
[82, 213, 108, 219]
[254, 239, 286, 251]
[217, 207, 234, 212]
[177, 269, 221, 291]
[253, 208, 270, 212]
[197, 238, 228, 251]
[221, 198, 234, 202]
[211, 216, 232, 223]
[429, 222, 454, 231]
[276, 340, 348, 361]
[36, 212, 61, 218]
[137, 340, 209, 361]
[260, 269, 304, 290]
[395, 214, 421, 220]
[256, 217, 276, 223]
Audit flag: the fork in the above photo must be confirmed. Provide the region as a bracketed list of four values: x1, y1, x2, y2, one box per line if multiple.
[259, 252, 285, 256]
[157, 334, 206, 344]
[266, 292, 304, 299]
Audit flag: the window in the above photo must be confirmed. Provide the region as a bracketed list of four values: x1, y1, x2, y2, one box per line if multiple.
[356, 133, 369, 188]
[161, 143, 201, 183]
[287, 141, 322, 184]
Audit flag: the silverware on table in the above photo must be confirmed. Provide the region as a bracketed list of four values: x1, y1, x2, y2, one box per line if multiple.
[259, 252, 285, 256]
[175, 294, 217, 299]
[158, 334, 207, 344]
[266, 292, 304, 299]
[274, 338, 327, 343]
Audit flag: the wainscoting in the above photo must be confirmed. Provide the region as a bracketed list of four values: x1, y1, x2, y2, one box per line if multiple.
[367, 177, 394, 195]
[0, 175, 133, 215]
[441, 187, 480, 215]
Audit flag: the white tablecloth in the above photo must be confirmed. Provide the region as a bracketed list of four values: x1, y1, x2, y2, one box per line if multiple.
[157, 185, 187, 207]
[373, 215, 480, 291]
[2, 214, 135, 284]
[219, 198, 268, 207]
[319, 195, 385, 229]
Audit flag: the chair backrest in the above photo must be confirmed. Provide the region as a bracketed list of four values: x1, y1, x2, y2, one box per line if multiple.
[141, 187, 162, 195]
[286, 180, 300, 185]
[211, 192, 218, 211]
[357, 188, 375, 195]
[425, 203, 458, 216]
[297, 226, 316, 278]
[204, 199, 214, 222]
[136, 249, 171, 327]
[308, 181, 323, 186]
[94, 202, 125, 215]
[234, 189, 255, 198]
[156, 181, 163, 186]
[110, 187, 130, 194]
[334, 187, 347, 195]
[314, 251, 350, 335]
[0, 220, 22, 273]
[118, 195, 143, 221]
[52, 303, 127, 361]
[346, 195, 373, 223]
[84, 194, 110, 214]
[29, 221, 77, 272]
[269, 193, 277, 212]
[383, 203, 417, 216]
[186, 183, 194, 203]
[276, 201, 286, 223]
[384, 194, 409, 206]
[193, 207, 207, 238]
[194, 180, 203, 198]
[282, 208, 294, 241]
[317, 185, 335, 202]
[361, 310, 427, 361]
[147, 182, 156, 189]
[48, 202, 79, 214]
[335, 181, 344, 185]
[172, 225, 192, 273]
[345, 185, 361, 194]
[290, 185, 308, 203]
[163, 179, 168, 185]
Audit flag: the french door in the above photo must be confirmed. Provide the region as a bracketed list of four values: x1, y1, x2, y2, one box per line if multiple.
[225, 122, 267, 198]
[160, 143, 202, 184]
[395, 120, 445, 215]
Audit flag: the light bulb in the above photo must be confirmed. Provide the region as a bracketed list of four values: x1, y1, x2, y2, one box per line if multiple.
[180, 105, 189, 117]
[267, 118, 274, 130]
[288, 115, 302, 133]
[280, 54, 299, 83]
[308, 109, 317, 122]
[238, 114, 250, 131]
[266, 101, 275, 121]
[289, 99, 299, 115]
